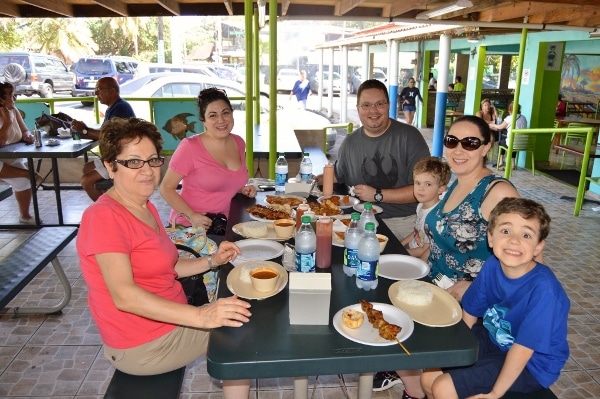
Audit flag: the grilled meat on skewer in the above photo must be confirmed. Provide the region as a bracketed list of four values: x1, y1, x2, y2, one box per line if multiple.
[360, 299, 402, 341]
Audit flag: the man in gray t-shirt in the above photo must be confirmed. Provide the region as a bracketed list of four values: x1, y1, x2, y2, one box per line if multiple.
[334, 79, 430, 218]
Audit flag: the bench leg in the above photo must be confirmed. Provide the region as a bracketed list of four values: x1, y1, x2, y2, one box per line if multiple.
[12, 258, 72, 316]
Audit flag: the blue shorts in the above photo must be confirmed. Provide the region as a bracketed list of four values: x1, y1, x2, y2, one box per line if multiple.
[403, 105, 416, 112]
[445, 323, 544, 397]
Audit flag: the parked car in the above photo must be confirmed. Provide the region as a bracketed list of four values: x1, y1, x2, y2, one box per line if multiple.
[137, 62, 218, 78]
[0, 51, 73, 98]
[119, 73, 270, 122]
[72, 56, 140, 99]
[310, 71, 343, 96]
[349, 67, 387, 94]
[276, 68, 299, 92]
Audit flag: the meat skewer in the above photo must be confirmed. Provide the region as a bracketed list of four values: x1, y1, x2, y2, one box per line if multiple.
[360, 300, 410, 355]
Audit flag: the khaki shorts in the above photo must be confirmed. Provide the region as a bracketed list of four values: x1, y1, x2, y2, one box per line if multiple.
[382, 215, 417, 242]
[103, 326, 209, 376]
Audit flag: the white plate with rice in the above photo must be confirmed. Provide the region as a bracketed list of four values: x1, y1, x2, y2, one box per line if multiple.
[333, 302, 414, 346]
[388, 280, 462, 327]
[353, 203, 383, 214]
[231, 239, 285, 266]
[227, 260, 288, 300]
[232, 221, 294, 241]
[378, 254, 430, 280]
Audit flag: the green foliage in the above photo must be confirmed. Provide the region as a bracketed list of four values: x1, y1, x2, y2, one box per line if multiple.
[0, 20, 24, 51]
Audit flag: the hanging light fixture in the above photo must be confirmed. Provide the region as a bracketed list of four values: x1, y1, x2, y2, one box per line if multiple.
[467, 34, 480, 43]
[416, 0, 473, 20]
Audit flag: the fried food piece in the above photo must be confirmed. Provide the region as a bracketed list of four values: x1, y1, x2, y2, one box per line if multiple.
[309, 200, 342, 216]
[266, 195, 304, 208]
[246, 204, 291, 220]
[379, 322, 402, 341]
[342, 309, 364, 329]
[335, 231, 345, 241]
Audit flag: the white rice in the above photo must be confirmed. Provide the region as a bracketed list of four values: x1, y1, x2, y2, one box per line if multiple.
[240, 266, 252, 283]
[243, 221, 268, 238]
[396, 280, 433, 306]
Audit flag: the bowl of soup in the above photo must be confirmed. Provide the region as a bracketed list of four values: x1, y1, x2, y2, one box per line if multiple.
[273, 219, 295, 238]
[376, 234, 389, 253]
[250, 267, 280, 292]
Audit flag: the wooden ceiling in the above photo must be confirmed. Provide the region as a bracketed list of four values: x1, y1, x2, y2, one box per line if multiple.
[1, 1, 599, 36]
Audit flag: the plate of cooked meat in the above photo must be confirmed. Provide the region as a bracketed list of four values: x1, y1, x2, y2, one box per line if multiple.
[317, 195, 359, 209]
[264, 194, 306, 209]
[246, 204, 294, 222]
[333, 300, 414, 346]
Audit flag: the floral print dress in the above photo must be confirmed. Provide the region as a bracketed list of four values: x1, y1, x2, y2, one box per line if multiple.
[425, 174, 510, 281]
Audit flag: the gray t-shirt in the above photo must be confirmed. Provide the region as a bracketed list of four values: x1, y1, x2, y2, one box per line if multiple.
[334, 119, 430, 218]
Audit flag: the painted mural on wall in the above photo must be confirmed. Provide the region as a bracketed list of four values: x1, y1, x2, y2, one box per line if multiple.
[560, 54, 600, 105]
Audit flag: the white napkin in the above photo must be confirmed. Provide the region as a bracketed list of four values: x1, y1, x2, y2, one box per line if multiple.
[332, 219, 347, 232]
[57, 127, 71, 137]
[433, 274, 455, 290]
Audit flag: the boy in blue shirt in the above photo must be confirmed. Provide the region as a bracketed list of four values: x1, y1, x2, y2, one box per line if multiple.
[421, 197, 569, 398]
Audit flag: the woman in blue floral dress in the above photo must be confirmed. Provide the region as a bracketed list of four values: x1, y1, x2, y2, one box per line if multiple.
[425, 115, 520, 301]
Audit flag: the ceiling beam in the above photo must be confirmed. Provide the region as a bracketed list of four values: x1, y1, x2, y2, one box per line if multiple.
[338, 0, 366, 16]
[92, 0, 129, 17]
[390, 0, 436, 17]
[529, 6, 600, 25]
[478, 1, 574, 22]
[223, 0, 233, 15]
[282, 0, 292, 16]
[155, 0, 181, 15]
[0, 2, 20, 17]
[20, 0, 73, 17]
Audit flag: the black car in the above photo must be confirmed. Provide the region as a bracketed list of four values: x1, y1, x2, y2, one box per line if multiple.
[0, 52, 74, 98]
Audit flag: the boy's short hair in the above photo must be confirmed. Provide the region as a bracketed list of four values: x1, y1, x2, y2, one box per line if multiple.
[413, 156, 451, 187]
[488, 197, 551, 241]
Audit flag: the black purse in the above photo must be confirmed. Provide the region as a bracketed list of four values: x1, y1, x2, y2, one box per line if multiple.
[206, 212, 228, 235]
[34, 112, 73, 136]
[174, 244, 210, 307]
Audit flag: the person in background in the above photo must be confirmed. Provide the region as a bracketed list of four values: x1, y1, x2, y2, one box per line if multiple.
[0, 81, 44, 225]
[453, 76, 465, 91]
[401, 156, 451, 261]
[160, 87, 256, 233]
[399, 77, 424, 126]
[476, 98, 499, 142]
[71, 77, 136, 201]
[489, 101, 528, 171]
[422, 198, 569, 399]
[289, 69, 311, 110]
[556, 93, 567, 117]
[77, 117, 252, 398]
[428, 72, 437, 90]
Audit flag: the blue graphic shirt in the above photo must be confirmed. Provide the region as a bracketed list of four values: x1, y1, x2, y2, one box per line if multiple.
[462, 256, 570, 388]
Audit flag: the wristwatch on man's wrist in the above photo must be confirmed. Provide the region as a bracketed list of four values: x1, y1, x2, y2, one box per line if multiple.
[374, 188, 383, 203]
[82, 129, 88, 135]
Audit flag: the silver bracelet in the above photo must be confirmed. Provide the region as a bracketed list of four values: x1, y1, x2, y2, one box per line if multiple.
[207, 255, 217, 270]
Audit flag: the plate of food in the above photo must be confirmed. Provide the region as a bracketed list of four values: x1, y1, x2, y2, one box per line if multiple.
[353, 203, 383, 214]
[378, 254, 430, 280]
[232, 221, 294, 241]
[388, 280, 461, 327]
[317, 195, 359, 209]
[264, 194, 306, 209]
[308, 200, 343, 216]
[333, 300, 414, 346]
[227, 260, 288, 300]
[231, 239, 285, 266]
[246, 204, 294, 222]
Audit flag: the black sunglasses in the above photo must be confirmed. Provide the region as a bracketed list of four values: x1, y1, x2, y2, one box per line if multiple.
[443, 135, 489, 151]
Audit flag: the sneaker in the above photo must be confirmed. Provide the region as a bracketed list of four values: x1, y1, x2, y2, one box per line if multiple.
[19, 216, 37, 225]
[372, 371, 402, 392]
[402, 389, 423, 399]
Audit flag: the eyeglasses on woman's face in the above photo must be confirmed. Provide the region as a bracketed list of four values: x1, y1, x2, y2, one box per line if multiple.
[114, 157, 165, 169]
[443, 135, 488, 151]
[359, 101, 388, 111]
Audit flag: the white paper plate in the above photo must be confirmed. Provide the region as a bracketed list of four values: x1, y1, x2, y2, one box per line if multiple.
[333, 302, 414, 346]
[232, 222, 294, 241]
[231, 239, 285, 266]
[378, 254, 430, 280]
[317, 195, 360, 209]
[353, 203, 383, 214]
[227, 261, 288, 300]
[388, 281, 462, 327]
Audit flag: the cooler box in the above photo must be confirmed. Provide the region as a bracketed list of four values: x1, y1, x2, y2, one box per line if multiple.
[288, 272, 331, 325]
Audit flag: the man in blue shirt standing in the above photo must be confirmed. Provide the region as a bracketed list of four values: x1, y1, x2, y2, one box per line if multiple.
[289, 70, 311, 110]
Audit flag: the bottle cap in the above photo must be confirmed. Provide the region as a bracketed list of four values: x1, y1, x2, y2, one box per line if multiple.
[364, 202, 373, 210]
[350, 212, 360, 220]
[365, 222, 375, 231]
[301, 215, 311, 223]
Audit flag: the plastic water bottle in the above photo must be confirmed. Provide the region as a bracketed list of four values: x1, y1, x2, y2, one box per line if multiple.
[358, 202, 378, 234]
[275, 152, 288, 194]
[356, 222, 379, 291]
[295, 215, 316, 273]
[343, 212, 362, 277]
[299, 152, 312, 183]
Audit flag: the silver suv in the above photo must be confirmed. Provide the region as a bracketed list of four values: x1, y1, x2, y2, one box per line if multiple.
[0, 52, 73, 98]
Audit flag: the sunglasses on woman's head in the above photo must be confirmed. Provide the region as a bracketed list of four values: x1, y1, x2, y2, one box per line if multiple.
[443, 135, 488, 151]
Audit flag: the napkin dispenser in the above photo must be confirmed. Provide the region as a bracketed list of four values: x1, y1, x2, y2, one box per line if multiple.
[285, 179, 313, 197]
[289, 272, 331, 325]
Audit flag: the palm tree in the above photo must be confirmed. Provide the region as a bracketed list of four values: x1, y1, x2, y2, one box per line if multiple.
[561, 54, 581, 90]
[25, 18, 97, 63]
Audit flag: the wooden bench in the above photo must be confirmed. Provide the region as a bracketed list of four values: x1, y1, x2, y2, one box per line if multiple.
[0, 226, 77, 316]
[104, 367, 186, 399]
[0, 184, 13, 202]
